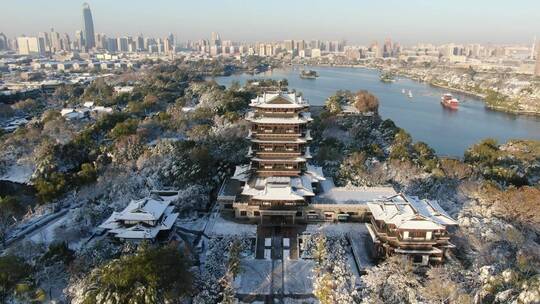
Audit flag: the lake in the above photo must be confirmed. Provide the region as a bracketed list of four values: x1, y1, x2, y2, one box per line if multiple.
[211, 66, 540, 157]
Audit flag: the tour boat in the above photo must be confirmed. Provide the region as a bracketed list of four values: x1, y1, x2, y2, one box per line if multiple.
[300, 70, 319, 79]
[441, 93, 459, 109]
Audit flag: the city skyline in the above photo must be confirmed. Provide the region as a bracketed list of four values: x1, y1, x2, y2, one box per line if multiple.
[1, 0, 540, 45]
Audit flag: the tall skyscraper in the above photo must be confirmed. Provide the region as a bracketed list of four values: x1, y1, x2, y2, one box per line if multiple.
[82, 3, 96, 49]
[531, 36, 536, 59]
[535, 43, 540, 77]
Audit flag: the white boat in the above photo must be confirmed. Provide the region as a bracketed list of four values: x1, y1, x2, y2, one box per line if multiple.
[401, 89, 406, 94]
[407, 90, 413, 98]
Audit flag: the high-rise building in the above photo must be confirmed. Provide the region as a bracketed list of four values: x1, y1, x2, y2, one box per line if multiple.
[296, 40, 305, 51]
[535, 43, 540, 77]
[38, 32, 50, 52]
[164, 37, 171, 54]
[383, 38, 393, 57]
[136, 35, 144, 51]
[74, 30, 84, 51]
[144, 37, 154, 50]
[117, 37, 129, 52]
[107, 37, 118, 52]
[62, 33, 71, 51]
[168, 33, 175, 48]
[284, 40, 294, 52]
[531, 36, 537, 59]
[0, 33, 8, 50]
[210, 32, 221, 47]
[17, 36, 45, 55]
[50, 28, 62, 52]
[82, 3, 96, 49]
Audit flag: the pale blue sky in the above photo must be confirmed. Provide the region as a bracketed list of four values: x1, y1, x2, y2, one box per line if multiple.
[1, 0, 538, 45]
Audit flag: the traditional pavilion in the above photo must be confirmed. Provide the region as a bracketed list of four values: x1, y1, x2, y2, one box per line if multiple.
[366, 194, 458, 265]
[99, 190, 180, 242]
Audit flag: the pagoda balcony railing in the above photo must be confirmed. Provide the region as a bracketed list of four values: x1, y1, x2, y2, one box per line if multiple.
[256, 169, 301, 175]
[256, 152, 302, 158]
[254, 133, 303, 138]
[256, 129, 301, 134]
[260, 111, 298, 115]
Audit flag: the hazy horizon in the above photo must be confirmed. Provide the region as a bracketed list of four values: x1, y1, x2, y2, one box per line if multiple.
[2, 0, 539, 45]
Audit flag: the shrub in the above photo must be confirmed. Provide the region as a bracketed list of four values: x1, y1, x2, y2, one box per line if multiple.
[40, 242, 75, 266]
[325, 95, 342, 115]
[389, 129, 412, 161]
[0, 255, 33, 301]
[80, 245, 192, 303]
[108, 118, 139, 140]
[0, 196, 25, 220]
[34, 172, 67, 203]
[464, 138, 499, 166]
[76, 163, 97, 185]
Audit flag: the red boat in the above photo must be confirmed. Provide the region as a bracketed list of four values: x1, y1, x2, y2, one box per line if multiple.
[441, 93, 459, 110]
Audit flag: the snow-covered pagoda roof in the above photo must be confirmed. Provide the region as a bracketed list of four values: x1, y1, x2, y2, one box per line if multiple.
[305, 164, 326, 182]
[367, 194, 457, 230]
[231, 164, 251, 182]
[245, 111, 312, 124]
[242, 175, 316, 201]
[250, 92, 309, 109]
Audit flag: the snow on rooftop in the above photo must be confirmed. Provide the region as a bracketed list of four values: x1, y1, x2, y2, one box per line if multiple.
[241, 173, 316, 201]
[305, 164, 326, 182]
[99, 191, 180, 240]
[232, 164, 251, 182]
[313, 179, 396, 205]
[245, 112, 313, 124]
[367, 193, 457, 230]
[250, 92, 309, 108]
[252, 185, 305, 201]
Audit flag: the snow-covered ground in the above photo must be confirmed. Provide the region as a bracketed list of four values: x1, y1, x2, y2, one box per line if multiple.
[283, 259, 315, 295]
[204, 212, 257, 237]
[28, 215, 67, 245]
[176, 217, 208, 232]
[305, 222, 367, 236]
[0, 164, 33, 184]
[235, 259, 273, 296]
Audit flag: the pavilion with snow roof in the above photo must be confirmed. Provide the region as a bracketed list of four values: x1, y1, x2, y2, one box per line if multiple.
[99, 190, 180, 242]
[365, 193, 458, 265]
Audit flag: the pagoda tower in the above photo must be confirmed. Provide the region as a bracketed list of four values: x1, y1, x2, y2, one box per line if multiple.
[221, 91, 326, 225]
[247, 92, 312, 176]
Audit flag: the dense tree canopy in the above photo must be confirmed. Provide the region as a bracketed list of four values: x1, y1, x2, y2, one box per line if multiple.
[80, 245, 192, 304]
